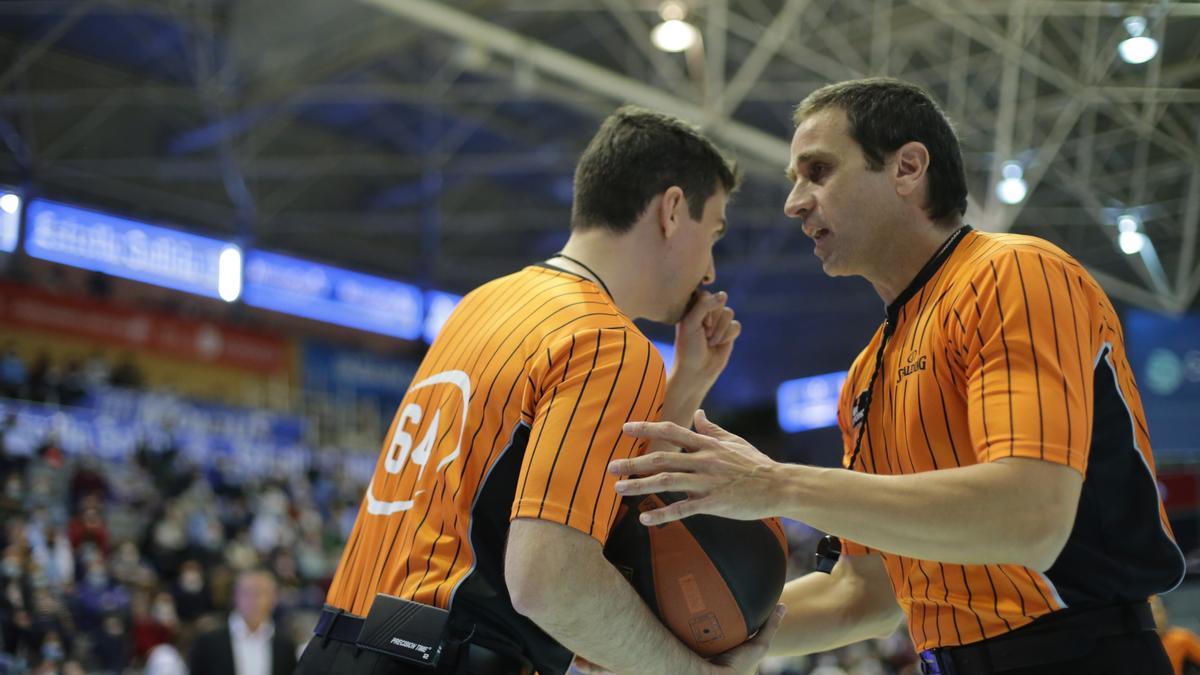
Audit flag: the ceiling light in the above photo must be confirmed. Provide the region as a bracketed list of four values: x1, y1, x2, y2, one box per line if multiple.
[651, 19, 698, 52]
[1117, 213, 1140, 233]
[1119, 16, 1159, 64]
[1119, 231, 1146, 255]
[659, 0, 687, 21]
[995, 161, 1027, 205]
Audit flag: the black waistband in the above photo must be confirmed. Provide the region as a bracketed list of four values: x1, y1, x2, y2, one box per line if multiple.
[315, 607, 534, 675]
[919, 601, 1157, 675]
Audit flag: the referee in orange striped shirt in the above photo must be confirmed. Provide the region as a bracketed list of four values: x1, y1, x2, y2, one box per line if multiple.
[296, 107, 781, 675]
[613, 79, 1182, 674]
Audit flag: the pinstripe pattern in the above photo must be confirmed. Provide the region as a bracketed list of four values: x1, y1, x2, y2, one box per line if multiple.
[326, 265, 665, 616]
[837, 230, 1178, 651]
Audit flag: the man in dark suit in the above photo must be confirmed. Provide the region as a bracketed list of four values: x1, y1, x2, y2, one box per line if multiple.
[188, 568, 296, 675]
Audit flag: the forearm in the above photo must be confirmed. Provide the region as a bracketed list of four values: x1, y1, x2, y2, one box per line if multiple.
[776, 459, 1077, 569]
[507, 521, 716, 675]
[770, 558, 901, 656]
[661, 372, 711, 428]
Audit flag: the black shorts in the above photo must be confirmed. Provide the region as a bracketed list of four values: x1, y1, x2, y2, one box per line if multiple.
[919, 602, 1172, 675]
[972, 631, 1170, 675]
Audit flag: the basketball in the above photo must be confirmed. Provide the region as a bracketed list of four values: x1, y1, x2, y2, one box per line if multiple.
[603, 492, 789, 657]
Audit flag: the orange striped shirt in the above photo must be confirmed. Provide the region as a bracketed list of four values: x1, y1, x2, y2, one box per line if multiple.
[325, 265, 665, 672]
[838, 229, 1184, 651]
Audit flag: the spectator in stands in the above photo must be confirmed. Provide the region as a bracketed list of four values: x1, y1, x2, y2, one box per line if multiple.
[26, 439, 69, 521]
[67, 504, 110, 558]
[0, 474, 24, 522]
[25, 513, 73, 590]
[172, 559, 212, 622]
[58, 359, 87, 406]
[109, 353, 144, 389]
[82, 350, 111, 389]
[93, 612, 132, 672]
[147, 503, 189, 578]
[69, 558, 128, 635]
[129, 589, 178, 662]
[69, 455, 109, 512]
[26, 353, 59, 404]
[188, 568, 297, 675]
[0, 344, 25, 399]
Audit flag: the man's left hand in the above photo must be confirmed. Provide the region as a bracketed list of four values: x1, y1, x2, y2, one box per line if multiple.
[609, 410, 782, 525]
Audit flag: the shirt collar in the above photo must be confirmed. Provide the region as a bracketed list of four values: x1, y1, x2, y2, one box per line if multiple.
[230, 612, 274, 640]
[885, 225, 973, 321]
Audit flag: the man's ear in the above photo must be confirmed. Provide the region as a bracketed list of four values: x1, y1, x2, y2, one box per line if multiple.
[657, 186, 686, 239]
[893, 141, 930, 200]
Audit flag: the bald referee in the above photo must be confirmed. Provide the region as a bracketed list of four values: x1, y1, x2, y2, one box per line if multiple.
[612, 78, 1182, 674]
[295, 107, 781, 675]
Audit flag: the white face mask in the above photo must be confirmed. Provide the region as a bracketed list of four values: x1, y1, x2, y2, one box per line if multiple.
[152, 601, 175, 623]
[87, 569, 108, 587]
[42, 641, 64, 662]
[180, 571, 204, 593]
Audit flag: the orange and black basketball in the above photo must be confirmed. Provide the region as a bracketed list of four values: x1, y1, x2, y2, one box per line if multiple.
[603, 492, 789, 657]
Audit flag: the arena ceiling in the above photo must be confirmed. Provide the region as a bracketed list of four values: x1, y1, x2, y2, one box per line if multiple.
[1, 0, 1198, 409]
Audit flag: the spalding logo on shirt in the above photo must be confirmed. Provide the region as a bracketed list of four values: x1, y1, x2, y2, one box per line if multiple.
[896, 351, 927, 383]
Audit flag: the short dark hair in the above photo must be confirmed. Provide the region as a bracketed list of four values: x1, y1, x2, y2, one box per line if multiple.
[571, 106, 740, 233]
[794, 78, 968, 226]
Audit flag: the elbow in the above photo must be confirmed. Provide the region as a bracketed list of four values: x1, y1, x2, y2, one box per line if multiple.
[506, 562, 553, 621]
[1025, 526, 1071, 572]
[875, 607, 906, 639]
[859, 601, 905, 640]
[1015, 509, 1075, 572]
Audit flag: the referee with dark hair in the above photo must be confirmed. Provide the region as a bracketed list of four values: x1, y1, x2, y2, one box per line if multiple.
[296, 106, 782, 675]
[613, 78, 1182, 674]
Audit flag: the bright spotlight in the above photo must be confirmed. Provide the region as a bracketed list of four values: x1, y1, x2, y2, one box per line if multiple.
[996, 179, 1027, 205]
[651, 19, 698, 52]
[218, 245, 243, 302]
[1119, 16, 1159, 64]
[1119, 231, 1146, 255]
[0, 193, 19, 215]
[1117, 214, 1140, 233]
[995, 161, 1027, 204]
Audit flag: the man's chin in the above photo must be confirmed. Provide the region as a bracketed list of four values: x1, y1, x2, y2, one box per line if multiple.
[654, 304, 689, 326]
[820, 258, 849, 277]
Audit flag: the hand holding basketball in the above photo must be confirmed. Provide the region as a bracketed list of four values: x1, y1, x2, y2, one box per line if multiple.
[708, 604, 786, 675]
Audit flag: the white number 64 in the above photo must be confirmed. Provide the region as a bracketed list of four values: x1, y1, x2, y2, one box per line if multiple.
[384, 403, 442, 481]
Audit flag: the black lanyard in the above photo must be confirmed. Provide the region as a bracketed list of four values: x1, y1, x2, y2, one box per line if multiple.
[845, 225, 970, 470]
[550, 252, 613, 298]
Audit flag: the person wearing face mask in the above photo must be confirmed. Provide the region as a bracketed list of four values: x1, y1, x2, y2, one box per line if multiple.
[296, 106, 780, 675]
[188, 568, 296, 675]
[171, 559, 211, 622]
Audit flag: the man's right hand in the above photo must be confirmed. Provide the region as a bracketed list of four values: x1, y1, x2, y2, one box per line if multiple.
[709, 604, 786, 675]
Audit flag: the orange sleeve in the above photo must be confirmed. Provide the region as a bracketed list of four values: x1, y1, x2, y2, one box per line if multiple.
[953, 250, 1093, 473]
[511, 328, 666, 543]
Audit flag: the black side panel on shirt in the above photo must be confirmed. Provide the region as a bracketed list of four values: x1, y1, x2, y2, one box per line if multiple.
[446, 423, 574, 675]
[1044, 347, 1185, 606]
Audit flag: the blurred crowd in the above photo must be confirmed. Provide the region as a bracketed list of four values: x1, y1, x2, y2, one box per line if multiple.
[0, 368, 367, 673]
[1, 343, 144, 408]
[0, 351, 923, 675]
